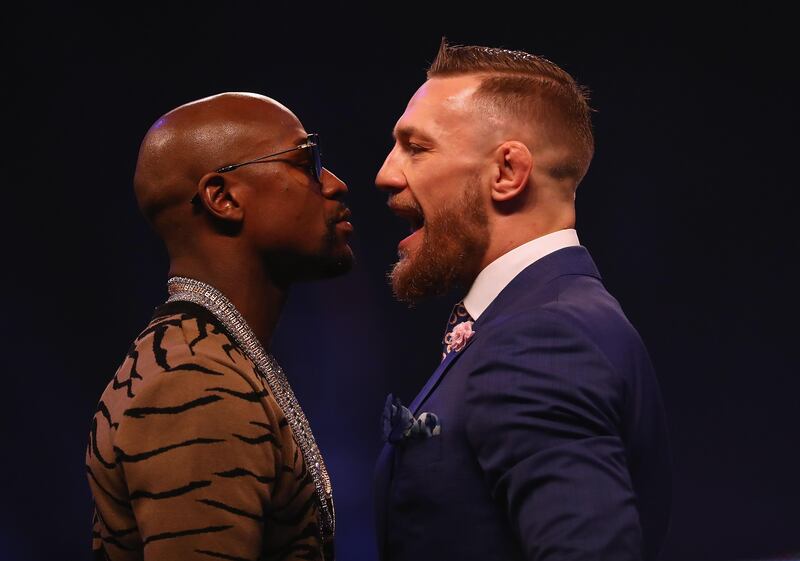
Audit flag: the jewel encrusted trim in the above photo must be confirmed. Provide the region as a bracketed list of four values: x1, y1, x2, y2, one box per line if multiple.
[166, 276, 335, 539]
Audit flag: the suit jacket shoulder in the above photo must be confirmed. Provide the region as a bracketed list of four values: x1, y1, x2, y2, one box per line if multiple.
[462, 246, 671, 560]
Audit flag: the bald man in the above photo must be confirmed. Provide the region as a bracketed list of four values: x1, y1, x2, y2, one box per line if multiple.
[86, 92, 353, 561]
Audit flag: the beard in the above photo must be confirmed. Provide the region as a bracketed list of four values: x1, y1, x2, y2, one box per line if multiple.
[268, 214, 354, 286]
[315, 214, 355, 278]
[390, 177, 489, 304]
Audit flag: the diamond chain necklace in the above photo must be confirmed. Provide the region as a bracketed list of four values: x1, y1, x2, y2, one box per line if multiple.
[166, 276, 335, 540]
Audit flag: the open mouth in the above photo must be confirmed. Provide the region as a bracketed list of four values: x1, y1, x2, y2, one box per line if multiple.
[408, 211, 425, 234]
[389, 201, 426, 252]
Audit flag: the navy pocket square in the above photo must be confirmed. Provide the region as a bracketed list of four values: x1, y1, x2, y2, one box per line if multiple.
[382, 393, 441, 444]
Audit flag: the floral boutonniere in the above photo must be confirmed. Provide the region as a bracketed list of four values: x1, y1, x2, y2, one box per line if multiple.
[381, 394, 441, 444]
[444, 320, 474, 355]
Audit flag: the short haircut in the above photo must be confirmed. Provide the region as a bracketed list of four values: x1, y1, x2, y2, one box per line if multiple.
[428, 38, 594, 183]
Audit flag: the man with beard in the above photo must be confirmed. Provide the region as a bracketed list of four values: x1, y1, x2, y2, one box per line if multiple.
[373, 41, 671, 561]
[86, 92, 353, 561]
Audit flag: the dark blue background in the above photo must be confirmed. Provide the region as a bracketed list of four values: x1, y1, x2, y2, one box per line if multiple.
[4, 8, 797, 561]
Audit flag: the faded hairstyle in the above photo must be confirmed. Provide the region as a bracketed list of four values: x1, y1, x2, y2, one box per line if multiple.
[428, 38, 595, 184]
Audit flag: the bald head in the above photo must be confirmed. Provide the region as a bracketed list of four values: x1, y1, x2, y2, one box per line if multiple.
[133, 92, 302, 232]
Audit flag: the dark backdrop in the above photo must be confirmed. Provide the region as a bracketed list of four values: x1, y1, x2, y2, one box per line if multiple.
[4, 8, 797, 561]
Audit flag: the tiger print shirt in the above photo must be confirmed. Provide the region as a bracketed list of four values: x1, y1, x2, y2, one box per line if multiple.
[86, 300, 333, 561]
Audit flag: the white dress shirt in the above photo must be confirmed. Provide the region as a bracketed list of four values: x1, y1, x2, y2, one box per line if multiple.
[463, 229, 580, 320]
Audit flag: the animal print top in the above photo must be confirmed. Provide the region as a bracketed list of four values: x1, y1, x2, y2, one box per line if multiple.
[86, 300, 333, 561]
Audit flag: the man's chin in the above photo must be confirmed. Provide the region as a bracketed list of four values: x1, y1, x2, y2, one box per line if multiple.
[310, 247, 355, 280]
[390, 233, 486, 304]
[269, 247, 354, 285]
[322, 254, 355, 278]
[389, 254, 442, 304]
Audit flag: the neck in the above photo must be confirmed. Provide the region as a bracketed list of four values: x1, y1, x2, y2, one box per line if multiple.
[168, 253, 287, 350]
[481, 207, 575, 270]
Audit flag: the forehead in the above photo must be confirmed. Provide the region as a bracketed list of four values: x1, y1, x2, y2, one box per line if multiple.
[395, 76, 483, 138]
[246, 107, 308, 150]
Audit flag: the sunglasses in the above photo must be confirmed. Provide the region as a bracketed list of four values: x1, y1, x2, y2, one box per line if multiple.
[191, 133, 322, 204]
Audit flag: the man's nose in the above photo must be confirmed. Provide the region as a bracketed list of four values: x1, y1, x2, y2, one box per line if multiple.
[375, 147, 406, 193]
[320, 167, 348, 199]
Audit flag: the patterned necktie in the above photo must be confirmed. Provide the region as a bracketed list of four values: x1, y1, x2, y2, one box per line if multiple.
[441, 300, 475, 362]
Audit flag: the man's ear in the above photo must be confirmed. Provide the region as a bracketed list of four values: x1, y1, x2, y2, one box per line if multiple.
[194, 173, 245, 222]
[491, 141, 533, 202]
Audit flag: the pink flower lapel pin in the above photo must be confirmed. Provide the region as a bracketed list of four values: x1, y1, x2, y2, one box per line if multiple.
[445, 320, 475, 354]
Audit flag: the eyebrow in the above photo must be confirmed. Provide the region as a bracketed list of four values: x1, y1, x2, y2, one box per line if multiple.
[253, 137, 308, 157]
[392, 126, 435, 144]
[278, 136, 312, 158]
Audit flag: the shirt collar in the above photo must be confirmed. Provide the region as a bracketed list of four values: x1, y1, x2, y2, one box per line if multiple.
[463, 229, 580, 320]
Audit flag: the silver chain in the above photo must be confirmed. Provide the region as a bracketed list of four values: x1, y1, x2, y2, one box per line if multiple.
[165, 276, 335, 541]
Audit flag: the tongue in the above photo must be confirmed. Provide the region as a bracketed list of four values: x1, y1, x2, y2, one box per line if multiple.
[398, 227, 424, 252]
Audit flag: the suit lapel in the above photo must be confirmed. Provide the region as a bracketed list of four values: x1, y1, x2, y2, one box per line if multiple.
[409, 332, 478, 415]
[408, 246, 600, 416]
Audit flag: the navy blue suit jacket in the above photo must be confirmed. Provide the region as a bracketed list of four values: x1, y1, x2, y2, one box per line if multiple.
[374, 246, 671, 561]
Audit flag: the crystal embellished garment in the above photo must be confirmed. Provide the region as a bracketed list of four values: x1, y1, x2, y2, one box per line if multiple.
[86, 300, 332, 561]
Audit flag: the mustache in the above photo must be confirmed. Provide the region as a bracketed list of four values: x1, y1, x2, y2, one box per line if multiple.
[327, 203, 351, 227]
[387, 194, 423, 217]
